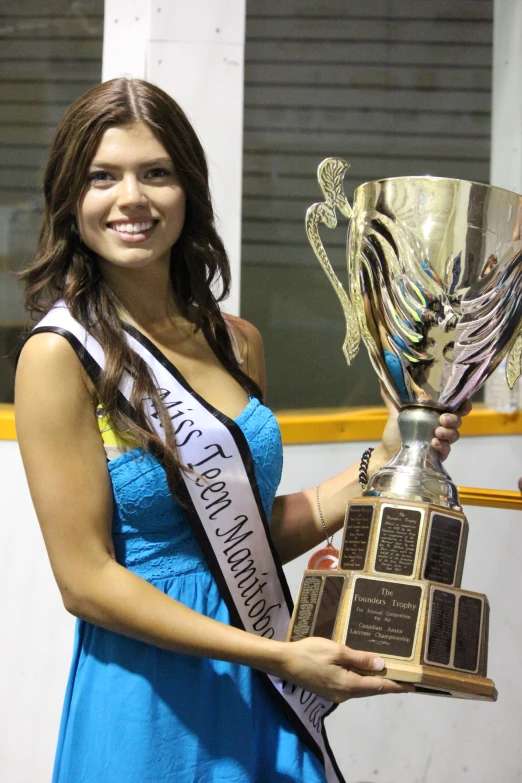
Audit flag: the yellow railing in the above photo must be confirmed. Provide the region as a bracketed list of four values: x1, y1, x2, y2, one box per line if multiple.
[275, 404, 522, 443]
[0, 405, 16, 440]
[458, 487, 522, 510]
[2, 402, 521, 510]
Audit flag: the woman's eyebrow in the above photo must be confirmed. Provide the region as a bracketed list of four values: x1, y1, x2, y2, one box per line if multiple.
[88, 157, 174, 169]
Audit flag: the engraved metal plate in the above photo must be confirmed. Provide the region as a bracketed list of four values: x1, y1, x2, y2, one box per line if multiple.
[290, 574, 346, 642]
[423, 587, 484, 673]
[423, 512, 463, 586]
[340, 503, 374, 570]
[346, 577, 423, 660]
[290, 575, 322, 641]
[374, 505, 423, 577]
[425, 589, 456, 666]
[314, 575, 345, 640]
[454, 595, 483, 674]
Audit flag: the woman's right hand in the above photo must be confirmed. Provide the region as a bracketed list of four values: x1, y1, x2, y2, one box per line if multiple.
[276, 637, 412, 703]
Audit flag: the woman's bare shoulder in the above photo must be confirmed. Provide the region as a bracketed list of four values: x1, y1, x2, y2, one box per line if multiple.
[223, 314, 263, 351]
[17, 330, 97, 399]
[15, 331, 99, 451]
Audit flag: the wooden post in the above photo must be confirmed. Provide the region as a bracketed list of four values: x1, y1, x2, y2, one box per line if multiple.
[102, 0, 245, 315]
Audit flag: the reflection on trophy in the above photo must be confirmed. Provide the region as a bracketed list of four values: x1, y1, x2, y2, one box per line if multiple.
[288, 159, 522, 700]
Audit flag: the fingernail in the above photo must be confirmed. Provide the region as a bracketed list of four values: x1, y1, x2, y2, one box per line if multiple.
[372, 656, 385, 671]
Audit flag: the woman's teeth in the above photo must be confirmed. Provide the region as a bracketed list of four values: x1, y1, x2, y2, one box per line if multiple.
[111, 221, 154, 233]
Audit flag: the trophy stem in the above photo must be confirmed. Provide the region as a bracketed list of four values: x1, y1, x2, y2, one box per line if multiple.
[364, 407, 459, 508]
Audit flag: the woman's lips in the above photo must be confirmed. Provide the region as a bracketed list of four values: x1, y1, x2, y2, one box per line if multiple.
[107, 219, 157, 242]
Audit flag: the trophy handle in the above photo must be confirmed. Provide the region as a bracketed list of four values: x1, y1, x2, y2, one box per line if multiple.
[506, 329, 522, 389]
[305, 157, 361, 364]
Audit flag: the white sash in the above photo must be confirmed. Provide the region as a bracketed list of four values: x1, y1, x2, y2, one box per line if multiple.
[33, 303, 344, 783]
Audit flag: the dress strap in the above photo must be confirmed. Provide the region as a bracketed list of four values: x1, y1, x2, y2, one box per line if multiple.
[223, 315, 245, 366]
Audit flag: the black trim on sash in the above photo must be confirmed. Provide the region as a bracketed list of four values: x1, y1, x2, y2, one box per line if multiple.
[321, 720, 346, 783]
[30, 326, 135, 421]
[30, 326, 102, 387]
[31, 320, 343, 781]
[121, 321, 294, 612]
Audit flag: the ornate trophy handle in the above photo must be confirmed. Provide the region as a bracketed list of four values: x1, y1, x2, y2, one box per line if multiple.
[305, 157, 361, 364]
[506, 329, 522, 389]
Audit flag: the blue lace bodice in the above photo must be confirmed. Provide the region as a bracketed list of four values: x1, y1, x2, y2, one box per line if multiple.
[108, 397, 283, 582]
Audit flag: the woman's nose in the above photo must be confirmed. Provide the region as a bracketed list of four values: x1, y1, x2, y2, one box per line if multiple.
[117, 175, 147, 208]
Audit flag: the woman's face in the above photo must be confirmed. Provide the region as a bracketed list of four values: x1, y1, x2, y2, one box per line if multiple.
[77, 122, 186, 274]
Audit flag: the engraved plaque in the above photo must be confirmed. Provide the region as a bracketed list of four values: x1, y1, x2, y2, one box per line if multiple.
[346, 577, 422, 659]
[426, 589, 456, 666]
[341, 504, 374, 570]
[423, 513, 462, 585]
[290, 576, 322, 641]
[374, 506, 422, 576]
[454, 595, 483, 673]
[314, 576, 345, 640]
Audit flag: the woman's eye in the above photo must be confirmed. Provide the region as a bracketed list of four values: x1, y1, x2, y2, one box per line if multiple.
[146, 168, 172, 178]
[87, 171, 113, 183]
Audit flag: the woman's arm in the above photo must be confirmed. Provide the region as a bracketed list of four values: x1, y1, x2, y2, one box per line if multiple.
[270, 453, 383, 564]
[15, 332, 407, 702]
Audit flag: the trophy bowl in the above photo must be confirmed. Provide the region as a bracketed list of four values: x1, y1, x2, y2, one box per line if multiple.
[306, 159, 522, 507]
[287, 160, 522, 700]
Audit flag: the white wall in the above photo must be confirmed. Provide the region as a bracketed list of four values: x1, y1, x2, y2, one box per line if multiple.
[102, 0, 245, 315]
[281, 436, 522, 783]
[1, 433, 521, 783]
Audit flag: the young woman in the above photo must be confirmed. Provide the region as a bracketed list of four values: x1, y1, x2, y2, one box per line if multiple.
[15, 78, 468, 783]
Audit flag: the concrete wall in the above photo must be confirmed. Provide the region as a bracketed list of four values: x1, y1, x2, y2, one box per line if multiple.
[1, 433, 521, 782]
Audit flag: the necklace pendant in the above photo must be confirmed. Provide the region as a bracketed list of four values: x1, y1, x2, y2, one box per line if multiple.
[307, 543, 339, 571]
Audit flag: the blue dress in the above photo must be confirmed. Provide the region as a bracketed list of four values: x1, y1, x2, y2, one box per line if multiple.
[52, 397, 327, 783]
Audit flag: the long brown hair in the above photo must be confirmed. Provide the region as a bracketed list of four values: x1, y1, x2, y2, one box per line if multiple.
[21, 77, 261, 496]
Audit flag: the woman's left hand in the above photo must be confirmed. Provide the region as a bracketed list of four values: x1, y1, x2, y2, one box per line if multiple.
[431, 400, 472, 460]
[378, 382, 472, 463]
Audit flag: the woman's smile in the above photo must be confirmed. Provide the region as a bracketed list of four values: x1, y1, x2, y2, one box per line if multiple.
[106, 218, 159, 243]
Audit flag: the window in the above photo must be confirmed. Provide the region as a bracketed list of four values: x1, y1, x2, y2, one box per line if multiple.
[240, 1, 493, 409]
[0, 0, 103, 402]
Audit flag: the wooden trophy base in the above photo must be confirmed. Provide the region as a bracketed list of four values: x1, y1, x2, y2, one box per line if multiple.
[380, 661, 497, 701]
[288, 496, 497, 702]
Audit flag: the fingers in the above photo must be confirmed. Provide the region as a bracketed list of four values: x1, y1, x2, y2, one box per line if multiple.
[347, 674, 413, 699]
[456, 399, 472, 417]
[431, 409, 466, 460]
[339, 646, 385, 672]
[439, 412, 462, 432]
[337, 647, 413, 698]
[433, 426, 459, 444]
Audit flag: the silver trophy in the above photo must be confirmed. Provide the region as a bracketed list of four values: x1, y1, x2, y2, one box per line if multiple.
[287, 159, 522, 700]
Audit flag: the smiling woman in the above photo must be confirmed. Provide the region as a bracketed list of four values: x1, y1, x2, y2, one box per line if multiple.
[13, 77, 464, 783]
